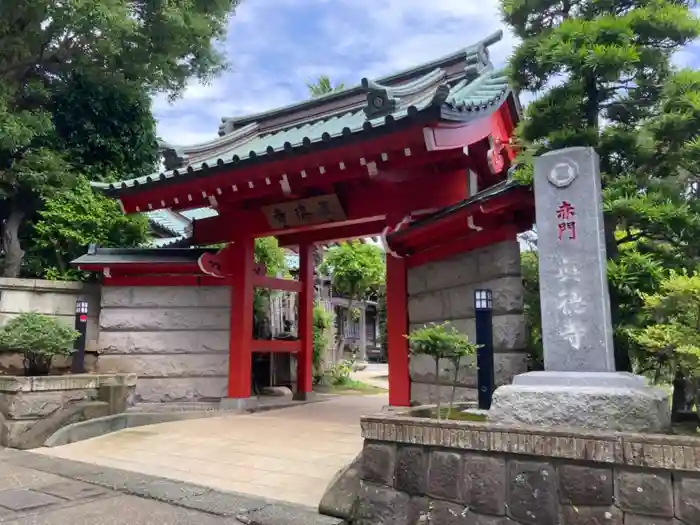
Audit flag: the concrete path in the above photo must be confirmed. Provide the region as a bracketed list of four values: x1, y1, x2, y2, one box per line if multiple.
[351, 363, 389, 390]
[0, 448, 342, 524]
[34, 394, 387, 509]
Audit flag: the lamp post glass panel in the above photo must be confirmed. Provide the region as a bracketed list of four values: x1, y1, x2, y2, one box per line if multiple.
[72, 300, 89, 373]
[474, 289, 495, 409]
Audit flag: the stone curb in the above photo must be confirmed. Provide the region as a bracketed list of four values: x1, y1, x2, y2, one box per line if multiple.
[0, 448, 344, 525]
[45, 396, 333, 447]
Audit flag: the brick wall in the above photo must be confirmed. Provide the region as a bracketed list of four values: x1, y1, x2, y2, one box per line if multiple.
[97, 286, 230, 403]
[406, 240, 527, 405]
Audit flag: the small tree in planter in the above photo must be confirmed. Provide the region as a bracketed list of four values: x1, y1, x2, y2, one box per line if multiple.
[406, 322, 479, 420]
[0, 313, 79, 376]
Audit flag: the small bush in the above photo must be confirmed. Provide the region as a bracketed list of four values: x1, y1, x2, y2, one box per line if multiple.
[0, 312, 79, 376]
[329, 360, 354, 386]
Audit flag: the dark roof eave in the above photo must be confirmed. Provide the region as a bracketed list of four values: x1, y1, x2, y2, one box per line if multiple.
[386, 179, 531, 244]
[71, 246, 220, 267]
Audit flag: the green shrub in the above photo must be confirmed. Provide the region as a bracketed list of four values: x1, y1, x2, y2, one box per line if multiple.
[406, 322, 479, 419]
[0, 312, 79, 376]
[313, 305, 334, 384]
[329, 360, 354, 386]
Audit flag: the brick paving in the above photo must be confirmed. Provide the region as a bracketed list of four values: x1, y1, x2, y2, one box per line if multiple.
[34, 394, 387, 508]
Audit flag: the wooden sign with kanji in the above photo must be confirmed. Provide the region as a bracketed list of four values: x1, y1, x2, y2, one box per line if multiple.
[262, 194, 347, 229]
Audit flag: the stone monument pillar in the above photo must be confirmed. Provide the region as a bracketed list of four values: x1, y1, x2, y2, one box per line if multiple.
[488, 147, 671, 433]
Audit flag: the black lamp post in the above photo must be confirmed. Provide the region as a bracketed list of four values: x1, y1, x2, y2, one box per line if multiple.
[474, 289, 495, 410]
[71, 300, 89, 374]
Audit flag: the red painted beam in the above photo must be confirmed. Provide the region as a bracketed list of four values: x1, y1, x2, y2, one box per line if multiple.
[386, 186, 533, 254]
[277, 218, 386, 247]
[252, 275, 302, 293]
[193, 170, 469, 245]
[252, 339, 301, 353]
[406, 226, 518, 269]
[101, 275, 227, 287]
[119, 126, 431, 214]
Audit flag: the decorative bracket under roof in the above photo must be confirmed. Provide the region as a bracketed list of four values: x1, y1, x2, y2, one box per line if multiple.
[361, 68, 449, 119]
[158, 140, 189, 171]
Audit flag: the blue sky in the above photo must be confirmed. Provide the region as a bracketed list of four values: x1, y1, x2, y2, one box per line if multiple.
[153, 0, 700, 145]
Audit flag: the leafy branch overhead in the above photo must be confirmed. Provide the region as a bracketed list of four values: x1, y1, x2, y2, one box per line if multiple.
[0, 0, 240, 277]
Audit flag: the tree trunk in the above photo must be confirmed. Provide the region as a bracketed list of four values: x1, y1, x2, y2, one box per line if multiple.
[335, 296, 354, 363]
[448, 356, 461, 419]
[2, 207, 25, 278]
[604, 214, 632, 372]
[434, 357, 441, 420]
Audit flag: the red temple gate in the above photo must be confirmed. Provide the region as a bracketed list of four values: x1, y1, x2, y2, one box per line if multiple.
[74, 30, 534, 407]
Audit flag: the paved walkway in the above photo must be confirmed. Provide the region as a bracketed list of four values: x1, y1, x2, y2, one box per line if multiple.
[0, 448, 342, 524]
[35, 394, 387, 509]
[351, 363, 389, 390]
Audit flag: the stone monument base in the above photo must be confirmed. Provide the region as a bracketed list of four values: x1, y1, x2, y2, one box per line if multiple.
[488, 372, 671, 433]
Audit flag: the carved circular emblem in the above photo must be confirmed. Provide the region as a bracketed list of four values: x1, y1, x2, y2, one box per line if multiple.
[372, 96, 384, 108]
[548, 160, 578, 188]
[487, 147, 505, 174]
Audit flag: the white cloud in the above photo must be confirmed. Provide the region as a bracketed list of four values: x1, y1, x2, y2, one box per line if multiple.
[152, 0, 517, 145]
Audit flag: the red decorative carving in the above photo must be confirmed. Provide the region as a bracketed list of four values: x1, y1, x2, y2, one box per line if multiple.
[487, 137, 506, 174]
[198, 251, 225, 278]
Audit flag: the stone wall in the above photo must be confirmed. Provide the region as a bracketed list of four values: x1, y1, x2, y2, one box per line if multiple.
[97, 286, 230, 403]
[356, 413, 700, 525]
[407, 240, 527, 405]
[0, 374, 136, 449]
[0, 278, 100, 375]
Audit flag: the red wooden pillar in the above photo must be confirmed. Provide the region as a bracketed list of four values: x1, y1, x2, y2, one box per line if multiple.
[226, 237, 255, 400]
[386, 253, 410, 406]
[295, 243, 315, 399]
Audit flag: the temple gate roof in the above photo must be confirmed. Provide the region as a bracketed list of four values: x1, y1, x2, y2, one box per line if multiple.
[92, 30, 515, 200]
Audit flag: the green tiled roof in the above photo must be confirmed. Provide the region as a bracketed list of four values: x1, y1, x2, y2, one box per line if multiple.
[94, 30, 514, 196]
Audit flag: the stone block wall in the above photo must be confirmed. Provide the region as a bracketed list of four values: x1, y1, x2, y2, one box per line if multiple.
[0, 278, 100, 375]
[97, 286, 230, 403]
[407, 240, 527, 405]
[0, 374, 135, 449]
[357, 414, 700, 525]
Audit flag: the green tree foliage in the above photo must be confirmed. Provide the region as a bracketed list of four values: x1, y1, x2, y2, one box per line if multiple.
[312, 305, 334, 383]
[0, 0, 239, 277]
[320, 241, 385, 357]
[502, 0, 700, 370]
[51, 74, 159, 181]
[630, 270, 700, 416]
[307, 75, 345, 97]
[24, 176, 149, 281]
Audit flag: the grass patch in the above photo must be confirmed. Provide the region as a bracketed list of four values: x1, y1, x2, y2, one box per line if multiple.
[315, 379, 387, 395]
[411, 406, 487, 421]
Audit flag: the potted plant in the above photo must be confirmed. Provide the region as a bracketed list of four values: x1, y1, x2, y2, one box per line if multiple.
[406, 322, 479, 420]
[0, 312, 79, 376]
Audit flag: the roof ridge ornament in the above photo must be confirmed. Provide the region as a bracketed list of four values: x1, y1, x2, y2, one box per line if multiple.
[464, 30, 503, 80]
[361, 68, 447, 119]
[158, 140, 189, 171]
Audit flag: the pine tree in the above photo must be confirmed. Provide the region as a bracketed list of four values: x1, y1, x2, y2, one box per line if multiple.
[502, 0, 700, 370]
